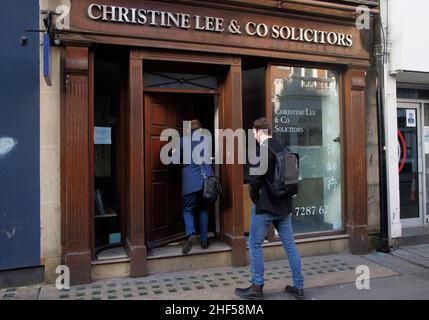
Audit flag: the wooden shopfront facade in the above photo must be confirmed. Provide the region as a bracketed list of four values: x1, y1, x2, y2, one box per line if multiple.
[59, 0, 378, 285]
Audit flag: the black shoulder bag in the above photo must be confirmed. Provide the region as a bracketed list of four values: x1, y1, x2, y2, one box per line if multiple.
[200, 166, 222, 201]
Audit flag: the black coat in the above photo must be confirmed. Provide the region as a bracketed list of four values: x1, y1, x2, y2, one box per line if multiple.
[249, 137, 293, 216]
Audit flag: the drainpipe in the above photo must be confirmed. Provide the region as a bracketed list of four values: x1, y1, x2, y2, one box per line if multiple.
[373, 12, 390, 253]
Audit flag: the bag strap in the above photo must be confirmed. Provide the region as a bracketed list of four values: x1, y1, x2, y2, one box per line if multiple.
[267, 143, 290, 156]
[264, 140, 279, 157]
[267, 144, 276, 156]
[199, 164, 208, 179]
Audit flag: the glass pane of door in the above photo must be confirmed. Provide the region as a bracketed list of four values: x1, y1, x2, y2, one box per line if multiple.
[397, 108, 420, 220]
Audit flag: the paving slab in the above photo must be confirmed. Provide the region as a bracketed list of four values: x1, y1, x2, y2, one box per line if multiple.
[391, 248, 429, 269]
[0, 253, 397, 300]
[401, 244, 429, 259]
[0, 286, 40, 300]
[301, 273, 429, 300]
[363, 251, 428, 274]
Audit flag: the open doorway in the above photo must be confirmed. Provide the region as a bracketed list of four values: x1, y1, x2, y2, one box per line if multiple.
[144, 93, 219, 251]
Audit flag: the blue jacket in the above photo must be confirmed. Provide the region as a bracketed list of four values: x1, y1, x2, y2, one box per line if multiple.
[180, 130, 214, 195]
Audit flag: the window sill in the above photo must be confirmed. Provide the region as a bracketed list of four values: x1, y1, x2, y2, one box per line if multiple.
[252, 233, 350, 249]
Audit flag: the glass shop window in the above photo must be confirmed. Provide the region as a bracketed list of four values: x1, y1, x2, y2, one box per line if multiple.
[93, 55, 126, 257]
[271, 66, 343, 234]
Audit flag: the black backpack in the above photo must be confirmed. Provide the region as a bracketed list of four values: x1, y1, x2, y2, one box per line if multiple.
[267, 145, 299, 199]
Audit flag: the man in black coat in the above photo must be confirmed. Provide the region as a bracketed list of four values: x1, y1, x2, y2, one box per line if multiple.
[235, 117, 305, 300]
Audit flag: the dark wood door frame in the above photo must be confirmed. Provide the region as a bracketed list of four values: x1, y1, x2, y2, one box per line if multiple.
[125, 49, 247, 277]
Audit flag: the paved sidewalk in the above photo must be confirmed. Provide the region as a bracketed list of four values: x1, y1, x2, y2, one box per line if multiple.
[391, 243, 429, 269]
[0, 252, 404, 300]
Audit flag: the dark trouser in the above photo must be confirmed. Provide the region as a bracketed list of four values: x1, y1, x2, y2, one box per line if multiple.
[183, 190, 209, 242]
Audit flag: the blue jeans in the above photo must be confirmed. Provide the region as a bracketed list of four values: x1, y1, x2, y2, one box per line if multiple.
[249, 205, 304, 288]
[183, 191, 209, 242]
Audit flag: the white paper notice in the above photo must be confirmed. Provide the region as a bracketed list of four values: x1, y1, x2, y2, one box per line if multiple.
[406, 109, 416, 127]
[94, 126, 112, 144]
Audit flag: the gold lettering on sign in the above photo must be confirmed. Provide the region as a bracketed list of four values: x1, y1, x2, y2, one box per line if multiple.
[86, 3, 354, 47]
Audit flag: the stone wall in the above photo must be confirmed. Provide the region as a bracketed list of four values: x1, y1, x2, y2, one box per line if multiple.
[366, 62, 381, 241]
[39, 0, 70, 283]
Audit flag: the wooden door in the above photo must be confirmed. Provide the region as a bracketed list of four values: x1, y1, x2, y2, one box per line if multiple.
[144, 93, 193, 248]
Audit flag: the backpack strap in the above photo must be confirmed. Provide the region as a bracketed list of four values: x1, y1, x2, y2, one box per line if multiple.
[264, 140, 276, 156]
[264, 139, 290, 157]
[199, 164, 208, 179]
[266, 141, 287, 156]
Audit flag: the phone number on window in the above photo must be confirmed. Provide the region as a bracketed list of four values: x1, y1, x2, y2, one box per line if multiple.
[295, 205, 328, 216]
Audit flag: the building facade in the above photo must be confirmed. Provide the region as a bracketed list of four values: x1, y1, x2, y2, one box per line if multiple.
[380, 0, 429, 245]
[37, 0, 381, 285]
[0, 0, 41, 287]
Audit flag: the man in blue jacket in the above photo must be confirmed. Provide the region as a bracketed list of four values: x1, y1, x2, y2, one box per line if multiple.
[179, 120, 214, 254]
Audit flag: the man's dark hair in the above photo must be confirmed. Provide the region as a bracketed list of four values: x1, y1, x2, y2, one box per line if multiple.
[191, 119, 201, 130]
[252, 117, 272, 135]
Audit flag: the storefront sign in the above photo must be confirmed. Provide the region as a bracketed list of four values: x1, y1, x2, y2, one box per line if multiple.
[86, 3, 353, 47]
